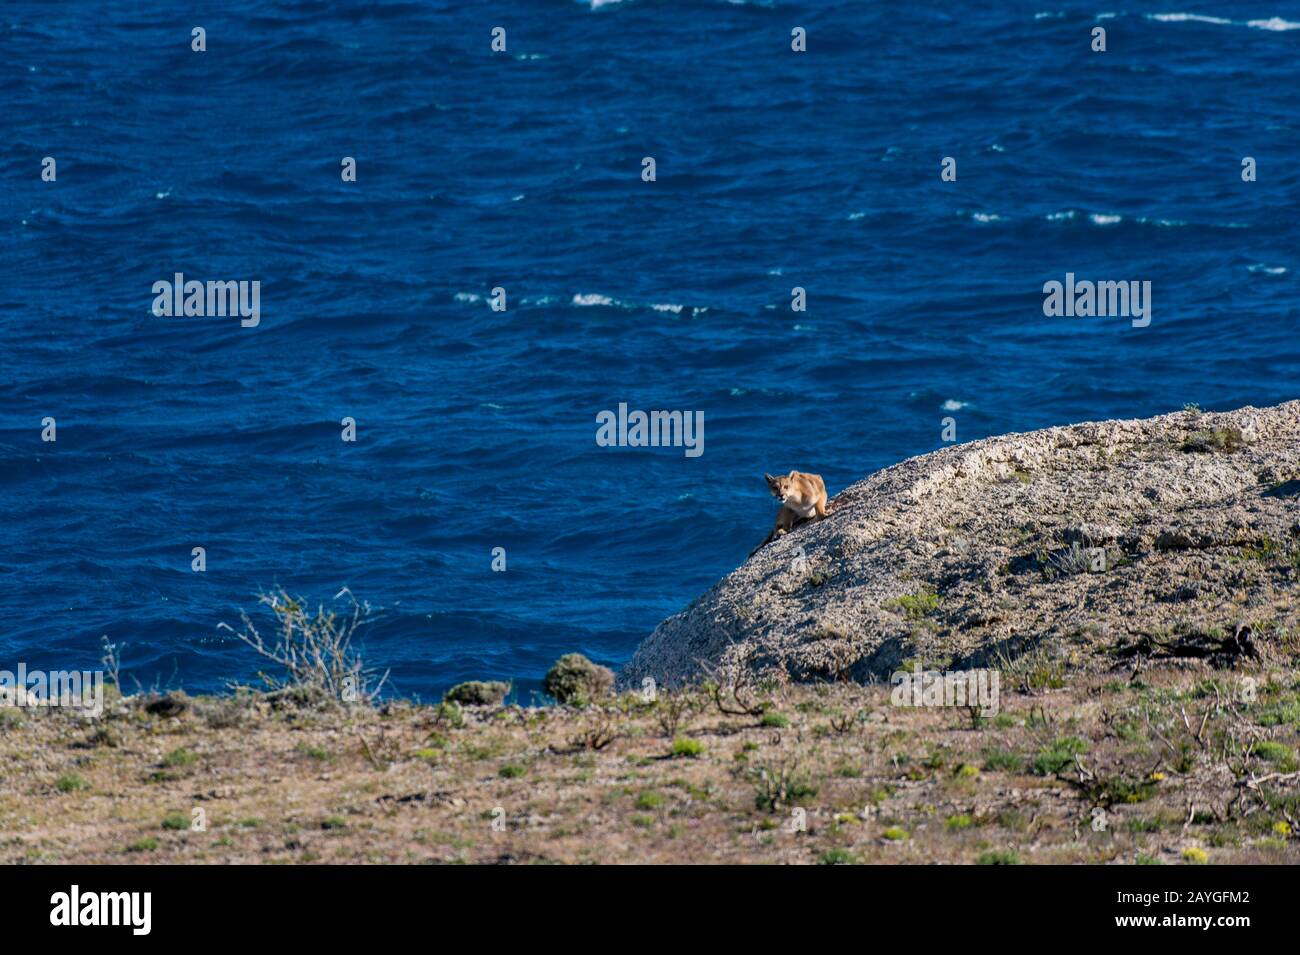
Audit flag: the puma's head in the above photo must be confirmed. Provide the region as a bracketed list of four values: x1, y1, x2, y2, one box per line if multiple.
[765, 471, 797, 505]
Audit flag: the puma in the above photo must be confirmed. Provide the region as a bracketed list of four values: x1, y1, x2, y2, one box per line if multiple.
[754, 470, 829, 553]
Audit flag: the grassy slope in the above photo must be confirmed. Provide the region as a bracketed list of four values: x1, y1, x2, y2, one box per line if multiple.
[3, 651, 1299, 864]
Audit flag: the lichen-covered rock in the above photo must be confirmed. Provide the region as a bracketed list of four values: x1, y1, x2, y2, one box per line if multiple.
[543, 654, 614, 705]
[445, 681, 511, 707]
[621, 401, 1300, 689]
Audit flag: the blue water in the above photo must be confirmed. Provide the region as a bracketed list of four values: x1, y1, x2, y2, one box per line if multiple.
[3, 1, 1298, 699]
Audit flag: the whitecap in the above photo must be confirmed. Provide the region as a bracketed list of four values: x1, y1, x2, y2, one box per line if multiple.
[971, 212, 1002, 223]
[1247, 17, 1300, 30]
[1089, 213, 1122, 225]
[1148, 13, 1231, 24]
[651, 303, 684, 314]
[1248, 264, 1288, 275]
[1046, 210, 1077, 221]
[454, 292, 482, 303]
[942, 399, 968, 411]
[572, 293, 616, 307]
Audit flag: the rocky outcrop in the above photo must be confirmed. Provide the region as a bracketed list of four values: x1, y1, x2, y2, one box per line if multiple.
[621, 402, 1300, 688]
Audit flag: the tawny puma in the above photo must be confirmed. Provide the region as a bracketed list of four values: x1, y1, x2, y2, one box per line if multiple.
[756, 470, 829, 551]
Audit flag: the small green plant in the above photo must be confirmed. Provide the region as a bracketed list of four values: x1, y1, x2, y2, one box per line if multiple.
[670, 737, 704, 758]
[759, 712, 790, 728]
[982, 747, 1023, 773]
[819, 848, 857, 865]
[434, 700, 464, 729]
[161, 813, 189, 830]
[977, 849, 1020, 865]
[127, 837, 159, 853]
[321, 816, 348, 830]
[498, 764, 525, 778]
[882, 826, 908, 841]
[1031, 736, 1088, 776]
[162, 747, 198, 768]
[1181, 428, 1244, 454]
[1254, 741, 1297, 770]
[55, 773, 88, 793]
[751, 760, 817, 812]
[635, 791, 664, 811]
[1181, 846, 1208, 864]
[945, 813, 974, 830]
[883, 589, 941, 620]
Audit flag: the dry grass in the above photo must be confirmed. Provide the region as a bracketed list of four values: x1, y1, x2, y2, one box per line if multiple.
[2, 653, 1299, 864]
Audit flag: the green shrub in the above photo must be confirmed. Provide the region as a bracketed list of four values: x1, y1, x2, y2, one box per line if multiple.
[445, 681, 511, 707]
[162, 747, 198, 768]
[671, 737, 704, 758]
[977, 849, 1020, 865]
[543, 654, 614, 706]
[1031, 736, 1089, 776]
[883, 589, 941, 620]
[819, 848, 857, 865]
[55, 773, 88, 793]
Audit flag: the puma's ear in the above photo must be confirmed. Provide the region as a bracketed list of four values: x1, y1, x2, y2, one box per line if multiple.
[788, 470, 798, 479]
[764, 473, 776, 486]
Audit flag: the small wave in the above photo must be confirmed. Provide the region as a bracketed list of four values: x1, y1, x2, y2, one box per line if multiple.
[1089, 213, 1123, 226]
[572, 293, 616, 307]
[1248, 264, 1288, 275]
[1247, 17, 1300, 30]
[971, 212, 1003, 223]
[1149, 13, 1231, 25]
[651, 303, 684, 314]
[1146, 12, 1299, 30]
[1046, 210, 1077, 222]
[454, 292, 481, 303]
[942, 399, 968, 411]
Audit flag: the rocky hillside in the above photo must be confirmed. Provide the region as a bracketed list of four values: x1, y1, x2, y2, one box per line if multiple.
[622, 402, 1300, 688]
